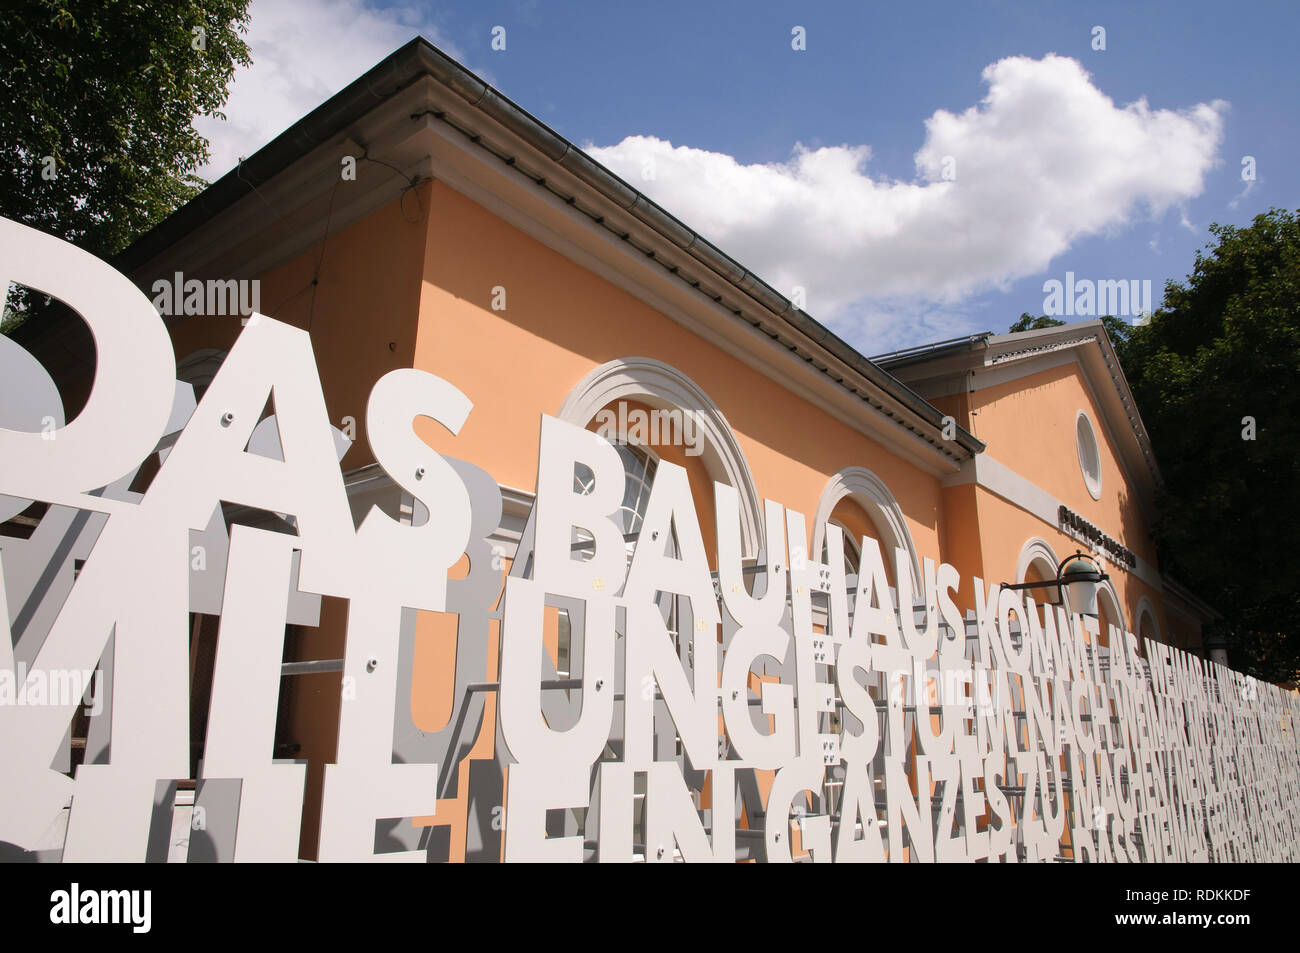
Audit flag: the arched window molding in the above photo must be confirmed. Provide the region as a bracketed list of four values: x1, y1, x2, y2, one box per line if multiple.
[812, 467, 921, 590]
[557, 357, 762, 557]
[828, 517, 861, 579]
[1136, 596, 1161, 644]
[1016, 536, 1131, 654]
[1016, 537, 1073, 616]
[1097, 580, 1125, 631]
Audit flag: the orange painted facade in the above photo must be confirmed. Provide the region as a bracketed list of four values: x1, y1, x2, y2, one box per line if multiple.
[142, 177, 1212, 859]
[85, 40, 1217, 861]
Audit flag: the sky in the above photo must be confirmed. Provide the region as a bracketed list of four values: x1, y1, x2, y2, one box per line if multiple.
[194, 0, 1300, 355]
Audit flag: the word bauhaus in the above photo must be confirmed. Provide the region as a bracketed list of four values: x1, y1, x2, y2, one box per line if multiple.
[1, 218, 1297, 862]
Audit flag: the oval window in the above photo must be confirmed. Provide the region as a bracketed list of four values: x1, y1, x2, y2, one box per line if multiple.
[1076, 410, 1103, 500]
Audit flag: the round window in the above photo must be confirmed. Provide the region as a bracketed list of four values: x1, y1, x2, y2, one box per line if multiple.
[1075, 411, 1102, 500]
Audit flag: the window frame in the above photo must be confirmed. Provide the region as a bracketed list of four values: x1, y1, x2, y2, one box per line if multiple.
[1075, 409, 1103, 501]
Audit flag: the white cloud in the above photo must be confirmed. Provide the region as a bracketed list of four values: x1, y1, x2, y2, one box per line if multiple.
[587, 54, 1226, 351]
[193, 0, 471, 181]
[193, 33, 1227, 354]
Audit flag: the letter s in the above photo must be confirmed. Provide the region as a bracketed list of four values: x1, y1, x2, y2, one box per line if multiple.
[359, 368, 472, 610]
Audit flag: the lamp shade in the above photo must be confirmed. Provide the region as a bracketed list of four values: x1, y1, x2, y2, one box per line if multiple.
[1060, 553, 1105, 615]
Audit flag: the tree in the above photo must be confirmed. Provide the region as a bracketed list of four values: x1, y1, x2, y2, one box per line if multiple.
[1116, 209, 1300, 683]
[0, 1, 251, 270]
[1008, 312, 1065, 333]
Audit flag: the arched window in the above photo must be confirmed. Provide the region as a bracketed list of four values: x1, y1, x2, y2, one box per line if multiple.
[572, 439, 661, 559]
[1016, 538, 1069, 613]
[826, 518, 861, 582]
[612, 442, 658, 539]
[812, 467, 921, 592]
[564, 439, 663, 678]
[558, 357, 762, 557]
[1136, 597, 1161, 654]
[1095, 582, 1125, 668]
[819, 517, 864, 820]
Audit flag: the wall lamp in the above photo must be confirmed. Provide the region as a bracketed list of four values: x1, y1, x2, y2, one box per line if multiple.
[1002, 551, 1109, 615]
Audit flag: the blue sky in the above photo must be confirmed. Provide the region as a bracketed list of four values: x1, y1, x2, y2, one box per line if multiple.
[199, 0, 1300, 354]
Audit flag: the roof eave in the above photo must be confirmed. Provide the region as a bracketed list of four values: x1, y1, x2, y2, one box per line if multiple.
[112, 36, 984, 462]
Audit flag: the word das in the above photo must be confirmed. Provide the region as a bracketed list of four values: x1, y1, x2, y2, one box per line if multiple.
[0, 217, 472, 861]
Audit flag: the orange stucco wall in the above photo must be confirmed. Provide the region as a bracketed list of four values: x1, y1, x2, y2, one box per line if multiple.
[166, 181, 434, 472]
[963, 486, 1171, 653]
[408, 181, 945, 566]
[970, 360, 1156, 567]
[938, 483, 987, 612]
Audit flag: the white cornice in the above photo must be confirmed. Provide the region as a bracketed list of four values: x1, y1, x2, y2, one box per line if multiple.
[943, 453, 1163, 592]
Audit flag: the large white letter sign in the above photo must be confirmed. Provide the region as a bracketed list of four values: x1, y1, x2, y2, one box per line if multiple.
[319, 369, 475, 862]
[0, 218, 175, 505]
[532, 415, 628, 596]
[200, 526, 307, 862]
[499, 416, 624, 861]
[3, 215, 1300, 863]
[623, 461, 720, 769]
[717, 491, 795, 769]
[0, 221, 180, 857]
[356, 368, 473, 606]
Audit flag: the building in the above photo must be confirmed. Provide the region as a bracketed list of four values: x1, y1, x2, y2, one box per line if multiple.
[872, 325, 1221, 659]
[4, 39, 1290, 864]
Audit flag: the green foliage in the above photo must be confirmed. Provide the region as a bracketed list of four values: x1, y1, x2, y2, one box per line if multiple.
[1008, 312, 1066, 333]
[1116, 208, 1300, 683]
[0, 303, 26, 336]
[0, 0, 252, 262]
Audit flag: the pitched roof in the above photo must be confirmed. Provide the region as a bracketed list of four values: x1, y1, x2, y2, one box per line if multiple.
[111, 37, 984, 468]
[876, 319, 1163, 497]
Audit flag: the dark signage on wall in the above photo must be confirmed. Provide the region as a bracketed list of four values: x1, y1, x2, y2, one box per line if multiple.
[1058, 505, 1137, 569]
